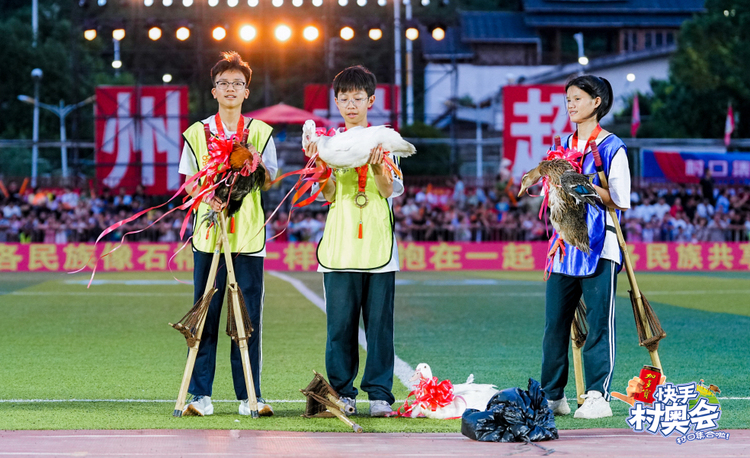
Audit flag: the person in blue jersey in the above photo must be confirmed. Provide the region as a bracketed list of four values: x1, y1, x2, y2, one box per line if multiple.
[541, 75, 631, 419]
[304, 66, 403, 417]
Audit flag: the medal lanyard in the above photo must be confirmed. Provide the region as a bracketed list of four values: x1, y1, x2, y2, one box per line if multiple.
[572, 124, 602, 162]
[214, 112, 245, 234]
[215, 112, 245, 142]
[355, 165, 369, 239]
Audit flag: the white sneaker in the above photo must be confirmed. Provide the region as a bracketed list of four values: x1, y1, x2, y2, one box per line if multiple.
[240, 398, 274, 416]
[548, 396, 571, 416]
[574, 391, 612, 419]
[184, 396, 213, 416]
[369, 400, 394, 417]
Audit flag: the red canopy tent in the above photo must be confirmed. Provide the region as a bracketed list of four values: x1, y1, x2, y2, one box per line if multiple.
[244, 102, 332, 125]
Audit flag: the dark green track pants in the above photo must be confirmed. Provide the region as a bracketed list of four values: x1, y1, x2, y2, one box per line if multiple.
[541, 259, 618, 402]
[323, 271, 396, 404]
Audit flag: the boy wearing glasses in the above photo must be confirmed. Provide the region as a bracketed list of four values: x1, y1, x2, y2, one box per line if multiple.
[178, 51, 278, 417]
[304, 65, 403, 417]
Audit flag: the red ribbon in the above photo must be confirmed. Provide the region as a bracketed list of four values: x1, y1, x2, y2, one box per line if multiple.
[397, 376, 456, 418]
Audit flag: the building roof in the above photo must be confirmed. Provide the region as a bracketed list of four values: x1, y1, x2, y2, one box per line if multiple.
[461, 12, 539, 43]
[523, 0, 705, 14]
[525, 14, 697, 28]
[421, 27, 475, 61]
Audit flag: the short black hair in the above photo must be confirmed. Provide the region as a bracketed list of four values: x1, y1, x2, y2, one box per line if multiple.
[332, 65, 377, 98]
[565, 75, 614, 121]
[211, 51, 252, 85]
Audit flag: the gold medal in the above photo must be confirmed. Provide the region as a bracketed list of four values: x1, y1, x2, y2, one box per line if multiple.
[355, 191, 369, 209]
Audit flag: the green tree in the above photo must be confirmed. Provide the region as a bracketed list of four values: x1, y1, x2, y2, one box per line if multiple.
[640, 0, 750, 139]
[0, 1, 131, 177]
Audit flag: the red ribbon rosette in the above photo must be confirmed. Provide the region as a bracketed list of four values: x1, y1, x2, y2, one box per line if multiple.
[397, 376, 456, 418]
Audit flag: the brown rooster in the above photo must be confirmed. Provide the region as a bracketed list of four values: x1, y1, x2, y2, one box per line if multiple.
[213, 141, 265, 217]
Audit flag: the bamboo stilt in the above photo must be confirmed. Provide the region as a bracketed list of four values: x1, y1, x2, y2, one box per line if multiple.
[218, 212, 259, 418]
[172, 237, 222, 417]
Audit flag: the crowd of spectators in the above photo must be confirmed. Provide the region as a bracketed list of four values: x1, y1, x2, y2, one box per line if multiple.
[3, 174, 750, 244]
[0, 182, 187, 244]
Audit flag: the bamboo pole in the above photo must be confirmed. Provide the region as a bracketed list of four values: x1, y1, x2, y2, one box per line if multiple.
[218, 212, 260, 418]
[172, 236, 222, 417]
[588, 140, 661, 370]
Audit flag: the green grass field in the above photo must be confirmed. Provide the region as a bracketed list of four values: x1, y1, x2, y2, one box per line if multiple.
[0, 268, 748, 432]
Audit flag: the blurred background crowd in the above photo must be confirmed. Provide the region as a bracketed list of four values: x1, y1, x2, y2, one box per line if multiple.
[3, 175, 749, 244]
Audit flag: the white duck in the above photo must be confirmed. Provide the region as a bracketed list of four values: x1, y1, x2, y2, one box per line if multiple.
[302, 120, 416, 178]
[403, 363, 499, 419]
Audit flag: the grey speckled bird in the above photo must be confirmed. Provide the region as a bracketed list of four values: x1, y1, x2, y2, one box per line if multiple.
[518, 159, 601, 256]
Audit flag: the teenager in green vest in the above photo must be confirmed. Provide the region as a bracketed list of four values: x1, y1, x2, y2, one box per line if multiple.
[304, 66, 403, 417]
[178, 51, 277, 417]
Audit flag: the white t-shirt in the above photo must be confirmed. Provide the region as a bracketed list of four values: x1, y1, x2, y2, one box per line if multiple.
[567, 134, 631, 264]
[178, 115, 278, 257]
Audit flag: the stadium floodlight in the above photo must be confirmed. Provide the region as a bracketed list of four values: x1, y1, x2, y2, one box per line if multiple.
[312, 0, 322, 5]
[84, 29, 97, 41]
[421, 0, 429, 4]
[275, 25, 292, 42]
[377, 0, 386, 5]
[163, 74, 173, 83]
[240, 25, 257, 41]
[340, 26, 354, 40]
[228, 0, 238, 6]
[627, 73, 636, 82]
[112, 29, 126, 41]
[148, 27, 162, 41]
[272, 0, 283, 6]
[293, 0, 303, 6]
[144, 0, 154, 6]
[208, 0, 219, 6]
[405, 27, 419, 41]
[212, 26, 227, 41]
[176, 27, 190, 41]
[303, 26, 319, 41]
[578, 56, 589, 66]
[338, 0, 347, 5]
[248, 0, 259, 5]
[183, 0, 193, 6]
[163, 0, 173, 6]
[112, 60, 122, 69]
[368, 28, 382, 41]
[431, 27, 445, 41]
[357, 0, 366, 5]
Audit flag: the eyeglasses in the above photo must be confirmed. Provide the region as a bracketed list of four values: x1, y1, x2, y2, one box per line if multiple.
[215, 80, 246, 90]
[336, 97, 369, 107]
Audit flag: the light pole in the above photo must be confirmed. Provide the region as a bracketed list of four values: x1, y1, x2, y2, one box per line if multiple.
[29, 68, 43, 188]
[405, 0, 414, 126]
[18, 92, 95, 181]
[394, 0, 402, 128]
[573, 32, 588, 73]
[32, 0, 38, 48]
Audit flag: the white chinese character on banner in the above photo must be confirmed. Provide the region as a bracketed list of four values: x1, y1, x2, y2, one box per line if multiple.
[732, 160, 750, 178]
[685, 159, 705, 177]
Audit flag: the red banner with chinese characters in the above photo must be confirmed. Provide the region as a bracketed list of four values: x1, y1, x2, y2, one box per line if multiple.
[503, 85, 575, 180]
[304, 84, 400, 130]
[95, 85, 189, 195]
[2, 242, 749, 272]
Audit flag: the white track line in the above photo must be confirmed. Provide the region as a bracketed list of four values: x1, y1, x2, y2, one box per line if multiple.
[269, 271, 416, 391]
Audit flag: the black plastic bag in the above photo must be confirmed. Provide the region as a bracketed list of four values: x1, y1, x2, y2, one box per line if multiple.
[461, 378, 558, 443]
